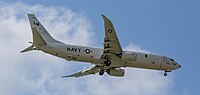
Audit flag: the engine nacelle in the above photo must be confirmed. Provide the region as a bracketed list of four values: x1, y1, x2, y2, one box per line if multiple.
[107, 68, 125, 77]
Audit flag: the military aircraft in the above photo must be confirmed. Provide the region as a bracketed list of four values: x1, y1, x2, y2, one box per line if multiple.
[21, 14, 181, 77]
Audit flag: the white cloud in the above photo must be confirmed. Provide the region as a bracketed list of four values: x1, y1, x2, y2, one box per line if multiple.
[124, 43, 151, 53]
[0, 1, 174, 95]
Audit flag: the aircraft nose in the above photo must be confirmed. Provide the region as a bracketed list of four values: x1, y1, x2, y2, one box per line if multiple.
[179, 64, 181, 68]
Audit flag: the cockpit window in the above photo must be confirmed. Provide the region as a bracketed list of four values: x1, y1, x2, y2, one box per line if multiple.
[170, 59, 174, 61]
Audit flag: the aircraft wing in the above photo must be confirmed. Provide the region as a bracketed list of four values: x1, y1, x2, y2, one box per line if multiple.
[101, 15, 123, 59]
[62, 66, 100, 78]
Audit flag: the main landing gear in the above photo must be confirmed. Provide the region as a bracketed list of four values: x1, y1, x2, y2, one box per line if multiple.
[104, 59, 111, 66]
[99, 69, 104, 76]
[104, 60, 111, 66]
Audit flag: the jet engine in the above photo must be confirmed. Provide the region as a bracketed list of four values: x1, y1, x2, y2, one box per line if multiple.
[107, 68, 125, 77]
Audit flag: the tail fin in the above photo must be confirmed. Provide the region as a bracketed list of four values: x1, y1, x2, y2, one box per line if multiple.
[28, 14, 59, 44]
[21, 14, 60, 53]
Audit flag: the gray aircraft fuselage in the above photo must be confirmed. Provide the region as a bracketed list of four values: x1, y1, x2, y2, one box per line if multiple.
[22, 14, 181, 77]
[37, 42, 180, 72]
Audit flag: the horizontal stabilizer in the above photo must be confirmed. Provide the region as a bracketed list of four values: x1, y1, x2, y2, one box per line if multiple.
[21, 45, 34, 53]
[61, 66, 100, 78]
[61, 74, 77, 78]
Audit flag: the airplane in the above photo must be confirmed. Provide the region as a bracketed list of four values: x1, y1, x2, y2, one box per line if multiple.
[21, 14, 181, 77]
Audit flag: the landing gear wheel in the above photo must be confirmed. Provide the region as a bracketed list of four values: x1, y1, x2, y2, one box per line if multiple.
[104, 60, 111, 66]
[99, 70, 104, 76]
[106, 69, 110, 74]
[164, 72, 168, 76]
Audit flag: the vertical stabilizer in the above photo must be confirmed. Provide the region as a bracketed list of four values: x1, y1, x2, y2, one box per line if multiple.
[28, 14, 60, 45]
[21, 14, 62, 53]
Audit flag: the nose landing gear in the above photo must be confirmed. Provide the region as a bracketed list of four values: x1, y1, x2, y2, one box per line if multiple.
[164, 71, 171, 76]
[164, 72, 168, 76]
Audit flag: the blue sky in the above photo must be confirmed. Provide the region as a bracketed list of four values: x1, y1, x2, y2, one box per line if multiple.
[0, 0, 200, 95]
